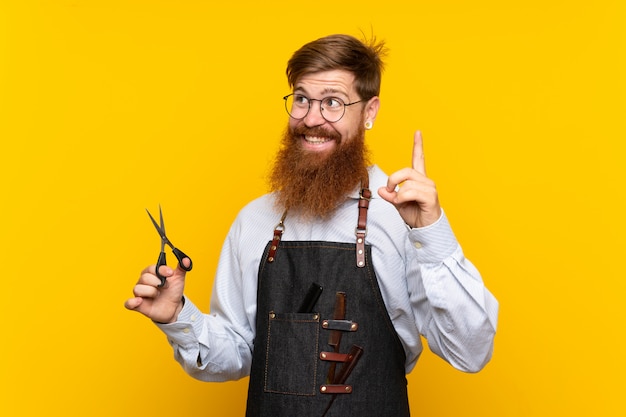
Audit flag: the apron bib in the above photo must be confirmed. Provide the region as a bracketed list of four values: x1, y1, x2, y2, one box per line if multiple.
[245, 189, 410, 417]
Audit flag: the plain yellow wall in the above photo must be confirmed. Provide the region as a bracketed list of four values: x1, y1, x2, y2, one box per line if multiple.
[1, 0, 624, 415]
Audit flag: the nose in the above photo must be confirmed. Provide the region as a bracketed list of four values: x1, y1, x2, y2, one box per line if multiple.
[302, 100, 326, 127]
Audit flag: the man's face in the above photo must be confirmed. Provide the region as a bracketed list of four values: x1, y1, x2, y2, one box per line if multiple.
[288, 69, 379, 156]
[270, 70, 380, 218]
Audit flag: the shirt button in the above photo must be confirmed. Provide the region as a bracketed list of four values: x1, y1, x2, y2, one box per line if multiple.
[183, 328, 190, 334]
[413, 241, 423, 249]
[191, 314, 197, 322]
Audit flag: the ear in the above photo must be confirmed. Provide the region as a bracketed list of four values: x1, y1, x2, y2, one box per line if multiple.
[364, 96, 380, 124]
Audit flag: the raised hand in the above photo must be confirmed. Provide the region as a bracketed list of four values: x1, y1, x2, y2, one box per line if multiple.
[377, 131, 442, 228]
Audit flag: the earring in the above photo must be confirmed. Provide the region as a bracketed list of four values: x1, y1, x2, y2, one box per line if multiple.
[364, 120, 373, 130]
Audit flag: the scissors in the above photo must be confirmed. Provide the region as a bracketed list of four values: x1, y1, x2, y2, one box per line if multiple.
[146, 206, 193, 287]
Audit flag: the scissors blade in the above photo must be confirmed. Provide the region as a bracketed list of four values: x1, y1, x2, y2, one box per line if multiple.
[146, 208, 164, 236]
[146, 208, 168, 250]
[158, 205, 176, 249]
[159, 205, 166, 237]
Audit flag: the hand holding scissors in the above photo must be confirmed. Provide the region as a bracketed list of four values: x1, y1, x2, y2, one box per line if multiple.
[146, 206, 193, 287]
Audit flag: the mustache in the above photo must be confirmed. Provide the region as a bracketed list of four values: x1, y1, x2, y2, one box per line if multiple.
[290, 125, 341, 142]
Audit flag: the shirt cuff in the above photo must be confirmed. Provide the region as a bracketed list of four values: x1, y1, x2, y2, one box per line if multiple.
[407, 209, 459, 263]
[154, 296, 205, 346]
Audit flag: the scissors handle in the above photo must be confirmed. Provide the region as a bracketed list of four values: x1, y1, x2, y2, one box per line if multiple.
[154, 249, 192, 288]
[172, 247, 193, 271]
[155, 251, 168, 287]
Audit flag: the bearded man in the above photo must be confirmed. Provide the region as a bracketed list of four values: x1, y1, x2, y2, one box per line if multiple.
[125, 34, 499, 417]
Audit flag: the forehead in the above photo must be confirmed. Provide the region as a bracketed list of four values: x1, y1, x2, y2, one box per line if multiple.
[293, 70, 357, 98]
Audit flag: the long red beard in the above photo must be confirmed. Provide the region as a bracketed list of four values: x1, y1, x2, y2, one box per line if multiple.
[269, 122, 370, 219]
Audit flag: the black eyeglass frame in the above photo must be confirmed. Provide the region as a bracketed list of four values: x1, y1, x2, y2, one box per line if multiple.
[283, 93, 363, 123]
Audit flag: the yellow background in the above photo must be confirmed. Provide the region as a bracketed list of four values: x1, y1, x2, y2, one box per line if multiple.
[1, 0, 624, 415]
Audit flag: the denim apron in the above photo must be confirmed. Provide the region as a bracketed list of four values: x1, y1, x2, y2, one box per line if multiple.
[245, 187, 411, 417]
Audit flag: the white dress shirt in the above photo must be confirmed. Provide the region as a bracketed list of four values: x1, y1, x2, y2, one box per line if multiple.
[157, 165, 499, 382]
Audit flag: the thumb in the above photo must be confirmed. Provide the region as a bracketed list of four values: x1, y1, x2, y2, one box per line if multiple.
[377, 186, 397, 204]
[179, 257, 192, 271]
[168, 257, 191, 281]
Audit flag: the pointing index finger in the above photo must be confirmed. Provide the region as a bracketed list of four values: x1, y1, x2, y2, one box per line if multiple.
[412, 130, 426, 175]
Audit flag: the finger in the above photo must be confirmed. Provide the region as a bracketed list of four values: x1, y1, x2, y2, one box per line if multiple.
[156, 262, 188, 290]
[138, 266, 168, 287]
[384, 167, 420, 192]
[124, 296, 143, 311]
[412, 130, 426, 175]
[393, 182, 437, 205]
[140, 264, 172, 280]
[133, 282, 160, 299]
[157, 264, 174, 278]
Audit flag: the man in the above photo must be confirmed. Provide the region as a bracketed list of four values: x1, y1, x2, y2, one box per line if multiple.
[125, 34, 498, 416]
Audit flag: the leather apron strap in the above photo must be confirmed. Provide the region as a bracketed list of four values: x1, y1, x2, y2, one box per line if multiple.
[267, 177, 372, 268]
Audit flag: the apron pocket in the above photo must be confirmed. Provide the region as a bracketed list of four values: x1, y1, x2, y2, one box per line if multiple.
[264, 311, 320, 396]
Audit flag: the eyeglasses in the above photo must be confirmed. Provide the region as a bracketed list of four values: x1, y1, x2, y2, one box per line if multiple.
[283, 93, 363, 123]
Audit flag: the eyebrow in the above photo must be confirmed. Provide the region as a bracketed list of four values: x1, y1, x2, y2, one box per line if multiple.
[293, 86, 350, 100]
